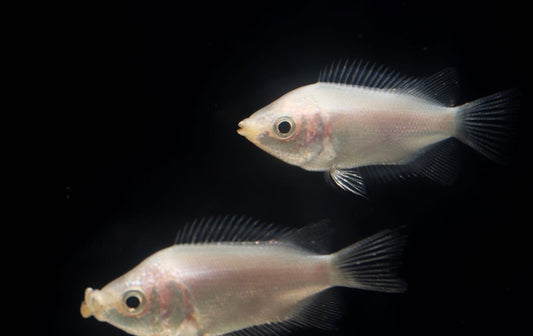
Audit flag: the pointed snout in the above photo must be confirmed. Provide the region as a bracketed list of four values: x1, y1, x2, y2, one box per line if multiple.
[237, 119, 247, 135]
[237, 118, 260, 139]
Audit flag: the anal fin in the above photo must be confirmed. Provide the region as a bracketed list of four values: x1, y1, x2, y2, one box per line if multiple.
[288, 288, 343, 330]
[328, 139, 459, 197]
[227, 289, 342, 336]
[361, 138, 460, 186]
[403, 137, 460, 185]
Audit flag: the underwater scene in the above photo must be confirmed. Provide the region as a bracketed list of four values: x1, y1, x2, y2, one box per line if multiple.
[53, 1, 529, 336]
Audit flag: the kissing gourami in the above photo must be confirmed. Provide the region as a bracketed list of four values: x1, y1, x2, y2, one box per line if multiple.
[238, 60, 520, 196]
[81, 217, 406, 336]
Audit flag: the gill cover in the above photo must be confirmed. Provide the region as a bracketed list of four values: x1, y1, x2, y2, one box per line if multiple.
[237, 85, 327, 169]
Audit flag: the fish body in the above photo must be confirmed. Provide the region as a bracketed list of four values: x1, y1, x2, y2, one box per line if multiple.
[237, 61, 519, 196]
[254, 83, 455, 170]
[81, 218, 406, 336]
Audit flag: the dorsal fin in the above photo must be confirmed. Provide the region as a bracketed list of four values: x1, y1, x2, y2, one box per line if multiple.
[174, 215, 293, 244]
[403, 67, 459, 106]
[174, 216, 334, 253]
[318, 59, 416, 90]
[318, 60, 459, 106]
[279, 219, 334, 254]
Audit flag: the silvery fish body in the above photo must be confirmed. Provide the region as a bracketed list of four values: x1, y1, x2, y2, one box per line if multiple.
[80, 218, 406, 336]
[237, 61, 519, 196]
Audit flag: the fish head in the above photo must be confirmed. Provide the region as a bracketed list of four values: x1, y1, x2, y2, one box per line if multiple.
[81, 253, 190, 336]
[237, 85, 327, 169]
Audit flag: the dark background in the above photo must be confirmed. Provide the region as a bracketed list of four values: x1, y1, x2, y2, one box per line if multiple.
[50, 1, 530, 335]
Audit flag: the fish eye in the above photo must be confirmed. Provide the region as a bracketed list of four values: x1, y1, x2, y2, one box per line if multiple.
[273, 117, 295, 138]
[122, 289, 146, 315]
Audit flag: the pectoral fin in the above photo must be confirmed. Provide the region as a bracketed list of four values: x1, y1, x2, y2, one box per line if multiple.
[328, 168, 367, 198]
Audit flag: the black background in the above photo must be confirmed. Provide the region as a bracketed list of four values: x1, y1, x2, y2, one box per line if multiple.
[51, 1, 530, 335]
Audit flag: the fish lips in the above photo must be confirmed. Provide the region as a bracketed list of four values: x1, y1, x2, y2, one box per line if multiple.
[236, 118, 256, 139]
[81, 287, 107, 321]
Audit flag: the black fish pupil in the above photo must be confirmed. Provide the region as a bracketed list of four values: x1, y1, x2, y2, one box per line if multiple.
[126, 295, 140, 309]
[277, 121, 291, 134]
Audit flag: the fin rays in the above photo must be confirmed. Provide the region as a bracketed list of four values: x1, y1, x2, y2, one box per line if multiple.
[455, 89, 520, 164]
[174, 215, 293, 245]
[227, 289, 342, 336]
[328, 139, 460, 196]
[318, 59, 458, 106]
[329, 168, 367, 197]
[318, 59, 415, 91]
[175, 216, 333, 253]
[331, 227, 407, 293]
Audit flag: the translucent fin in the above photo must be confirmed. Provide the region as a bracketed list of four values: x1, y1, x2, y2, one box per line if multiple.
[318, 59, 416, 91]
[404, 137, 460, 185]
[288, 288, 343, 330]
[174, 215, 293, 244]
[455, 89, 521, 164]
[175, 217, 333, 252]
[318, 60, 459, 106]
[337, 138, 459, 193]
[280, 219, 334, 254]
[358, 164, 414, 186]
[329, 167, 367, 198]
[227, 289, 342, 336]
[226, 321, 298, 336]
[402, 68, 459, 106]
[330, 227, 407, 293]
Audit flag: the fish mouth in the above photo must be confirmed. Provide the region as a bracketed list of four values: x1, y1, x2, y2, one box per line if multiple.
[237, 118, 260, 139]
[236, 119, 248, 136]
[81, 287, 106, 320]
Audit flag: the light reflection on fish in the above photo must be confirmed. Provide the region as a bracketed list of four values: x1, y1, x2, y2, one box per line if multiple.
[80, 217, 406, 336]
[237, 60, 520, 196]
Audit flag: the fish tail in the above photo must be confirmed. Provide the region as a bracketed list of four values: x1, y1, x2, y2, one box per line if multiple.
[329, 228, 407, 293]
[454, 89, 521, 164]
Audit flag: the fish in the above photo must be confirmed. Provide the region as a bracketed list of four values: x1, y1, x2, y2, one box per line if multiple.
[80, 216, 406, 336]
[237, 60, 520, 197]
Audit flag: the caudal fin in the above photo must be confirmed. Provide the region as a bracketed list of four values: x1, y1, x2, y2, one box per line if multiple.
[455, 89, 520, 164]
[330, 228, 407, 293]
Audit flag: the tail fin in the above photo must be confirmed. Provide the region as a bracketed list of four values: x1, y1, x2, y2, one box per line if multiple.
[455, 89, 520, 164]
[330, 228, 407, 293]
